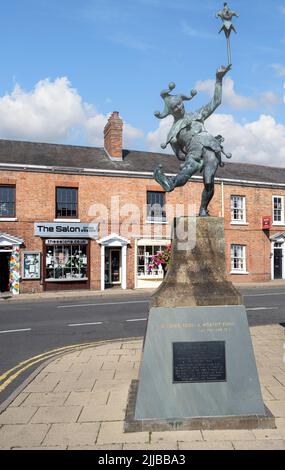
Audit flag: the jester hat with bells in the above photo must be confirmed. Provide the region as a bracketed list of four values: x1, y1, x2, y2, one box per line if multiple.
[154, 82, 197, 149]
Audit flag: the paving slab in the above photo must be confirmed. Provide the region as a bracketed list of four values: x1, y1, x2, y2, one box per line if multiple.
[97, 421, 149, 445]
[0, 408, 37, 425]
[0, 424, 50, 448]
[42, 423, 100, 447]
[30, 406, 82, 424]
[20, 392, 69, 408]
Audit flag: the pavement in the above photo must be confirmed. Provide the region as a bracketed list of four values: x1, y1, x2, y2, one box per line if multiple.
[1, 280, 285, 303]
[0, 324, 285, 450]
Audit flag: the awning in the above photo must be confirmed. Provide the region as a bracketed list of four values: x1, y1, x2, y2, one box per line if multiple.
[0, 233, 24, 247]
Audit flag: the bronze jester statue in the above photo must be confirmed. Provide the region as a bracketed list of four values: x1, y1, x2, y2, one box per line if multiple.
[154, 64, 232, 217]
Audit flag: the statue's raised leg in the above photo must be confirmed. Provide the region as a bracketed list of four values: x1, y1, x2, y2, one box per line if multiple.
[154, 165, 175, 192]
[154, 157, 202, 193]
[172, 158, 202, 188]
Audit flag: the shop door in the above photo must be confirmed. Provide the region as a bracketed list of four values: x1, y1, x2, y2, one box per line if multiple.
[105, 249, 121, 286]
[274, 248, 283, 280]
[0, 252, 11, 292]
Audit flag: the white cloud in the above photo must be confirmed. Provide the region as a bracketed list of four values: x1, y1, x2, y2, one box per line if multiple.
[146, 116, 173, 152]
[205, 113, 285, 166]
[195, 76, 281, 111]
[86, 114, 144, 147]
[146, 113, 285, 167]
[0, 77, 144, 147]
[0, 78, 84, 142]
[195, 77, 257, 110]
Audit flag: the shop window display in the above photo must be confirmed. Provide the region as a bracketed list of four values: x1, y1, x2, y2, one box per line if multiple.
[137, 245, 164, 277]
[46, 243, 88, 281]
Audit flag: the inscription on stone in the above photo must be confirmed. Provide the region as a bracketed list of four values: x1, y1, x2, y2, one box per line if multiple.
[173, 341, 226, 383]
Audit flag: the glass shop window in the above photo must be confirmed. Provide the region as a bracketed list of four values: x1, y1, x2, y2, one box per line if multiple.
[56, 187, 78, 219]
[46, 243, 88, 281]
[0, 185, 16, 218]
[137, 245, 164, 277]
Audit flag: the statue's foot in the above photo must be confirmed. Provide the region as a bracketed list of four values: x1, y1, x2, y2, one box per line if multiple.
[154, 165, 174, 192]
[199, 208, 209, 217]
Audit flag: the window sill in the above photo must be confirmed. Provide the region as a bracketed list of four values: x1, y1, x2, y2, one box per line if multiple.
[230, 222, 248, 226]
[230, 271, 249, 275]
[0, 218, 18, 222]
[272, 222, 285, 227]
[146, 219, 168, 225]
[45, 278, 88, 282]
[137, 275, 164, 280]
[54, 219, 81, 223]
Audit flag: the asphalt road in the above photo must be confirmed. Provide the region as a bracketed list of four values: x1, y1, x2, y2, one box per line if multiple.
[0, 286, 285, 406]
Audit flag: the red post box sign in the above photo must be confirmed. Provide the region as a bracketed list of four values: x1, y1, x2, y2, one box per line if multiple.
[262, 216, 272, 230]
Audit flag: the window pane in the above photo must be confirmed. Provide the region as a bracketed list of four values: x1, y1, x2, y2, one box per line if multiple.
[231, 196, 245, 222]
[147, 191, 166, 221]
[231, 245, 246, 272]
[0, 186, 15, 217]
[273, 197, 283, 222]
[56, 188, 78, 218]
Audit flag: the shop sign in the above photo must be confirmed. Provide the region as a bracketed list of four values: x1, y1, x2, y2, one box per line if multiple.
[45, 239, 89, 245]
[35, 222, 99, 239]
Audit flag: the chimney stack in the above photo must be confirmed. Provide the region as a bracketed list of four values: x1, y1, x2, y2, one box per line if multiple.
[104, 111, 123, 161]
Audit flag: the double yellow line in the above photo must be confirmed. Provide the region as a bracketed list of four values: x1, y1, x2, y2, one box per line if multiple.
[0, 341, 104, 394]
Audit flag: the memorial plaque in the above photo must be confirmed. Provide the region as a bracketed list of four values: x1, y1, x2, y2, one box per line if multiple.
[173, 341, 226, 383]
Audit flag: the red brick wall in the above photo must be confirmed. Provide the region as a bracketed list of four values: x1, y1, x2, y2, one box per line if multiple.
[0, 168, 284, 292]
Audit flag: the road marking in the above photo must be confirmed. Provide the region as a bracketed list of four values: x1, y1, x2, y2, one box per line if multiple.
[244, 292, 285, 297]
[68, 322, 103, 327]
[57, 300, 149, 309]
[0, 342, 98, 387]
[0, 337, 142, 394]
[126, 318, 147, 322]
[247, 307, 278, 311]
[0, 328, 31, 335]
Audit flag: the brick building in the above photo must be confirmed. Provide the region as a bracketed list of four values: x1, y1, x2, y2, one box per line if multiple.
[1, 111, 285, 295]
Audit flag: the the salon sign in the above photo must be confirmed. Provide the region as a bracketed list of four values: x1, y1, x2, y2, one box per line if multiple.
[34, 222, 99, 239]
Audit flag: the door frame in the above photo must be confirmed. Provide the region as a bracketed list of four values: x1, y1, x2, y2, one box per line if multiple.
[105, 248, 122, 286]
[271, 237, 285, 280]
[98, 233, 130, 291]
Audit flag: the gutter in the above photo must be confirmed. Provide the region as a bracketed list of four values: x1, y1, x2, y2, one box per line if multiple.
[1, 162, 285, 189]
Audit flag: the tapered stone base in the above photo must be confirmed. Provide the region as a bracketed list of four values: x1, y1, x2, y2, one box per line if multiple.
[151, 217, 242, 308]
[128, 217, 273, 432]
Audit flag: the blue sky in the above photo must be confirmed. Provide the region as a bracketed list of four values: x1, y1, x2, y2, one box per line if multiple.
[0, 0, 285, 166]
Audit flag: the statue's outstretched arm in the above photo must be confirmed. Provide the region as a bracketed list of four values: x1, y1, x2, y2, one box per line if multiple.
[198, 65, 231, 121]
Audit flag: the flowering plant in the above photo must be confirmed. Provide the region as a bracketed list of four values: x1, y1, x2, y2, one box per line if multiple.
[147, 245, 172, 274]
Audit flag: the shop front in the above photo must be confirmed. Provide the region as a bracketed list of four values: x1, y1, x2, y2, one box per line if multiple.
[35, 222, 98, 291]
[0, 233, 23, 295]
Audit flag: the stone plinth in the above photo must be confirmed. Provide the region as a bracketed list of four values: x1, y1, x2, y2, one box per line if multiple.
[151, 217, 242, 308]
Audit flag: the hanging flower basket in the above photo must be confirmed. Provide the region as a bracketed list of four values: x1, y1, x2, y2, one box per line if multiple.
[147, 245, 172, 277]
